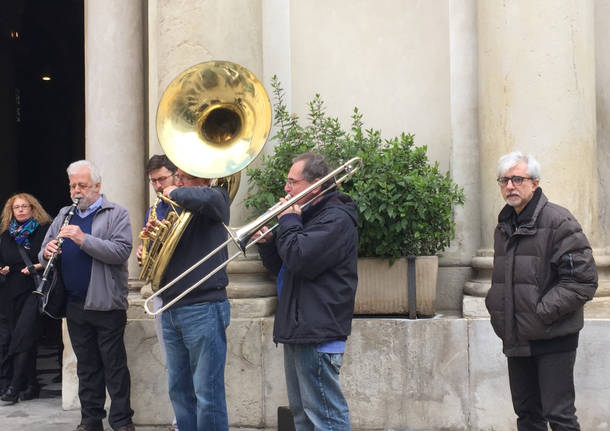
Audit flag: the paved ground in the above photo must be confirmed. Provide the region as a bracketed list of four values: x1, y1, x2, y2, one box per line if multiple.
[0, 343, 273, 430]
[0, 340, 284, 431]
[0, 396, 270, 430]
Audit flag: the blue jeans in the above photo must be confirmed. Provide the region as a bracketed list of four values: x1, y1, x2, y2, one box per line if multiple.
[283, 344, 351, 431]
[162, 300, 230, 431]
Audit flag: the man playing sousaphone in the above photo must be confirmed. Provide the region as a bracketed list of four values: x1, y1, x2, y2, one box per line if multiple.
[141, 167, 231, 431]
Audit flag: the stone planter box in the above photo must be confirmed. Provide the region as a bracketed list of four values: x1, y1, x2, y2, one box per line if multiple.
[355, 256, 438, 316]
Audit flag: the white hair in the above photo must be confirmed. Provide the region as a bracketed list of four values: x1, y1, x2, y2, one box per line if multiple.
[497, 151, 541, 179]
[67, 160, 102, 184]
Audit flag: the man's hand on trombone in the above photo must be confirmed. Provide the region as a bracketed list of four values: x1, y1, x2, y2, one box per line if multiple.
[278, 196, 301, 218]
[252, 226, 274, 244]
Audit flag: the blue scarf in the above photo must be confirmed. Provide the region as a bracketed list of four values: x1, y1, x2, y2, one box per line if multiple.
[9, 218, 40, 250]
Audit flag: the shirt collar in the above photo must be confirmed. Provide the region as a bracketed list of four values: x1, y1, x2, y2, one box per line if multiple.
[77, 195, 103, 218]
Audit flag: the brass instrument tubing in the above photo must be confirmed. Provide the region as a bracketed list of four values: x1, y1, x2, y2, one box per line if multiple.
[143, 157, 362, 316]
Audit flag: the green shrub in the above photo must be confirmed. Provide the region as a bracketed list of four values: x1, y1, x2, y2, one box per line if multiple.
[245, 76, 465, 260]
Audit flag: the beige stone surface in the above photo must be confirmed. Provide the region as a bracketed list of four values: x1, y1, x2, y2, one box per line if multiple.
[344, 317, 469, 430]
[230, 297, 277, 318]
[477, 0, 598, 246]
[289, 0, 451, 174]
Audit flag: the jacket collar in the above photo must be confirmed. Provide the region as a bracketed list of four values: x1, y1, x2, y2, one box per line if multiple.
[498, 188, 547, 235]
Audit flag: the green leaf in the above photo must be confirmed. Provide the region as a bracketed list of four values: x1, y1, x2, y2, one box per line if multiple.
[246, 79, 465, 257]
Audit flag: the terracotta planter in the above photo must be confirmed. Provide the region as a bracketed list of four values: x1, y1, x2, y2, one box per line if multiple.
[354, 256, 438, 317]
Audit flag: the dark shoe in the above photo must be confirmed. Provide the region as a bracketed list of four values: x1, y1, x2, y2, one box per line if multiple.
[74, 423, 104, 431]
[114, 424, 135, 431]
[20, 384, 40, 400]
[0, 386, 19, 404]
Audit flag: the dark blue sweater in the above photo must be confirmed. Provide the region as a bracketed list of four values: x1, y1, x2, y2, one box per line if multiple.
[62, 212, 96, 302]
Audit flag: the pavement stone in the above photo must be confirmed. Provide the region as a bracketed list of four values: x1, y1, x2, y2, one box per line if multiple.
[0, 396, 273, 430]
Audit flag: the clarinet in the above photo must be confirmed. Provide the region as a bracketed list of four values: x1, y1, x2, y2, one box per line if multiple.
[33, 197, 81, 296]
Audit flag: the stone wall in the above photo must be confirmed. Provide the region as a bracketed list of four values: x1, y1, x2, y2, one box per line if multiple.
[61, 310, 610, 430]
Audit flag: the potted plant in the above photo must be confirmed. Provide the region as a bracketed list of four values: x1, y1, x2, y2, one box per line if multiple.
[245, 77, 465, 316]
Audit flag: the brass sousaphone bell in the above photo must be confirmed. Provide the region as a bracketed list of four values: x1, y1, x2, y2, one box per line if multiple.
[139, 61, 272, 291]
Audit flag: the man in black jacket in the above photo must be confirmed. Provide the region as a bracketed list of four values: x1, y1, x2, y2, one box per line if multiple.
[149, 168, 231, 431]
[257, 152, 358, 431]
[486, 151, 597, 431]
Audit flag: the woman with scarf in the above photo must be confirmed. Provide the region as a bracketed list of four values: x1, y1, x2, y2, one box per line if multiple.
[0, 193, 51, 404]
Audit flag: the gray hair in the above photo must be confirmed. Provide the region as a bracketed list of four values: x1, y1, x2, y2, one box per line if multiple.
[497, 151, 541, 179]
[292, 152, 330, 182]
[67, 160, 102, 184]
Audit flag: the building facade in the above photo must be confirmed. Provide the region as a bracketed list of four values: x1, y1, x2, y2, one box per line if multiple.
[63, 1, 610, 429]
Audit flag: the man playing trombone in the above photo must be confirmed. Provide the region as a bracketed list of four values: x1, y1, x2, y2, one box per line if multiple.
[143, 168, 231, 431]
[255, 152, 359, 431]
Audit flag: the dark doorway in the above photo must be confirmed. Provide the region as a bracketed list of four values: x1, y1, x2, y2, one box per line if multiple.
[0, 0, 85, 218]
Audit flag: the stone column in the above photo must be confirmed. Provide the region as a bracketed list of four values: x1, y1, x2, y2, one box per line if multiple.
[84, 0, 145, 275]
[445, 0, 481, 309]
[151, 0, 265, 228]
[148, 0, 276, 319]
[464, 0, 609, 315]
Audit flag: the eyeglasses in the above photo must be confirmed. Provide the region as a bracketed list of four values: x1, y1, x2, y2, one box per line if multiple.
[497, 176, 533, 186]
[69, 183, 93, 191]
[12, 204, 31, 211]
[285, 178, 305, 187]
[150, 174, 174, 184]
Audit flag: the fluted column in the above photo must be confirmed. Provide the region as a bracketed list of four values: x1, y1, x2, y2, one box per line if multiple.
[84, 0, 145, 275]
[465, 0, 609, 314]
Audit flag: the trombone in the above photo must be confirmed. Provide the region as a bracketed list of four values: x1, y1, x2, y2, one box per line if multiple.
[143, 156, 362, 316]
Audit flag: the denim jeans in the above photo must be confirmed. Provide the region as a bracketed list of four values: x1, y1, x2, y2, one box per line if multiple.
[162, 300, 230, 431]
[283, 343, 351, 431]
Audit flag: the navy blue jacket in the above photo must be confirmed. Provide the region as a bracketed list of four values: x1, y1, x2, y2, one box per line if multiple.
[160, 186, 230, 309]
[258, 191, 359, 344]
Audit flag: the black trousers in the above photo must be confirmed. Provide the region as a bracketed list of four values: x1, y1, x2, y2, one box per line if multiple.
[7, 292, 42, 391]
[507, 350, 579, 431]
[0, 310, 11, 390]
[66, 302, 133, 429]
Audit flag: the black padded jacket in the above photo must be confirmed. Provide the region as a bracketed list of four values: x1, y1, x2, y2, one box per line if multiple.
[485, 188, 598, 357]
[258, 191, 359, 345]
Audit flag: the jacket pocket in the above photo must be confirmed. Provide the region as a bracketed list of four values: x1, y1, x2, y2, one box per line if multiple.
[485, 284, 505, 338]
[513, 283, 547, 339]
[515, 310, 548, 339]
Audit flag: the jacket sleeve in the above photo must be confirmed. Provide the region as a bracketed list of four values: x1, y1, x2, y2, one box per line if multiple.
[536, 217, 598, 324]
[275, 208, 355, 279]
[80, 206, 133, 265]
[170, 186, 230, 224]
[257, 235, 282, 276]
[38, 208, 69, 267]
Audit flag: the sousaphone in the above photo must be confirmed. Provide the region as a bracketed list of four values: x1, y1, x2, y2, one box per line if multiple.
[139, 61, 271, 291]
